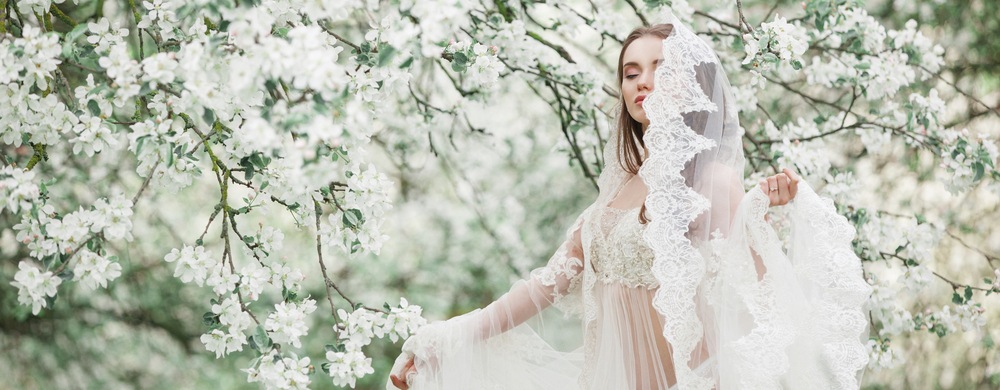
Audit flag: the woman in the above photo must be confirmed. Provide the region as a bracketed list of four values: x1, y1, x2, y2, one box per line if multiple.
[389, 15, 871, 390]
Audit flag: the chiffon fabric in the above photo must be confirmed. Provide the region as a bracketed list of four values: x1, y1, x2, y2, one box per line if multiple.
[390, 12, 872, 390]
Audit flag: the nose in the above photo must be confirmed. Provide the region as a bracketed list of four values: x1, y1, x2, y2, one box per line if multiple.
[637, 70, 653, 92]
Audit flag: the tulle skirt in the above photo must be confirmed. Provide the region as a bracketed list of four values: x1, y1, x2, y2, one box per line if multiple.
[399, 280, 715, 390]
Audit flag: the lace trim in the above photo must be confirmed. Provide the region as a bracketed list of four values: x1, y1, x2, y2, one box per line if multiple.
[639, 21, 719, 390]
[789, 184, 873, 389]
[729, 188, 797, 387]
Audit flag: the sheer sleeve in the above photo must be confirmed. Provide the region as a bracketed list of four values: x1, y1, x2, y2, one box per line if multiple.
[389, 209, 590, 390]
[468, 211, 586, 339]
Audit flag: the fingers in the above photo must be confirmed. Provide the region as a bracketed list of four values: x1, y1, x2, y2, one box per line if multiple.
[776, 173, 789, 204]
[766, 175, 779, 205]
[390, 374, 408, 390]
[389, 355, 415, 390]
[783, 168, 800, 199]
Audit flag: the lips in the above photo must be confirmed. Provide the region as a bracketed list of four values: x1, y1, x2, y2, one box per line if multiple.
[635, 95, 646, 107]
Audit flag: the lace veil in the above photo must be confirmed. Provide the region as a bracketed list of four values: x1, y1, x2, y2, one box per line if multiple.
[389, 11, 873, 390]
[639, 12, 873, 389]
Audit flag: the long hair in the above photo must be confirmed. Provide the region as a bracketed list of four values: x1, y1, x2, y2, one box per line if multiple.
[615, 24, 673, 223]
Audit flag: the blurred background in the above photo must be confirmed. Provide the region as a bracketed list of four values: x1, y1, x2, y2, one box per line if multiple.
[2, 0, 999, 389]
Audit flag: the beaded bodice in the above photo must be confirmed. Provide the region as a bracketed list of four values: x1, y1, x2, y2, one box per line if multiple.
[587, 205, 658, 289]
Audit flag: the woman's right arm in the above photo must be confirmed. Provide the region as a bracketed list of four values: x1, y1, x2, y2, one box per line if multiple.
[389, 215, 587, 389]
[469, 223, 585, 338]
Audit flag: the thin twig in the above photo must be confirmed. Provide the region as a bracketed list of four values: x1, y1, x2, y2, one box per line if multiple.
[736, 0, 755, 35]
[945, 230, 998, 268]
[919, 64, 1000, 119]
[314, 201, 341, 328]
[693, 10, 741, 31]
[318, 23, 360, 53]
[131, 160, 159, 206]
[622, 0, 648, 26]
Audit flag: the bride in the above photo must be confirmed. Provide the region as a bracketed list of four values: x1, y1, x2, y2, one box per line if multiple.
[388, 14, 872, 390]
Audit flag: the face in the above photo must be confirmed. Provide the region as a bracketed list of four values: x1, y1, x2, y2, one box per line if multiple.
[620, 35, 664, 127]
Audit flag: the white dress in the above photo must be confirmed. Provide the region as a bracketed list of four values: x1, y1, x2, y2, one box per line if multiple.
[582, 204, 716, 390]
[393, 176, 869, 390]
[395, 178, 716, 390]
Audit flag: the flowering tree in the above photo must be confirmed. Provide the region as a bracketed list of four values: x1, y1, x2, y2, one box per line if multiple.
[2, 0, 999, 388]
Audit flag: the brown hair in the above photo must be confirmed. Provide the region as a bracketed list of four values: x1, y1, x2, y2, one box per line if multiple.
[615, 24, 673, 223]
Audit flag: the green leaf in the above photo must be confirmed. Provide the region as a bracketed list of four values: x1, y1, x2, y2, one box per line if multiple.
[325, 344, 337, 353]
[254, 325, 272, 349]
[282, 286, 297, 302]
[342, 209, 363, 228]
[915, 214, 927, 224]
[973, 161, 985, 182]
[791, 60, 803, 70]
[399, 56, 414, 69]
[453, 51, 468, 65]
[853, 62, 871, 69]
[953, 292, 964, 305]
[87, 99, 101, 117]
[65, 23, 90, 43]
[377, 45, 397, 67]
[354, 302, 364, 310]
[203, 107, 215, 125]
[763, 52, 779, 63]
[964, 285, 974, 301]
[243, 236, 255, 244]
[203, 312, 219, 326]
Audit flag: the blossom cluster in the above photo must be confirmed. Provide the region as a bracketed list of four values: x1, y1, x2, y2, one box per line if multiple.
[73, 251, 123, 290]
[804, 8, 946, 100]
[325, 299, 426, 388]
[867, 338, 905, 373]
[1, 26, 79, 148]
[9, 262, 62, 315]
[265, 299, 318, 349]
[445, 40, 506, 89]
[12, 194, 135, 261]
[742, 15, 809, 88]
[201, 295, 254, 359]
[0, 166, 40, 214]
[246, 349, 314, 390]
[937, 128, 1000, 195]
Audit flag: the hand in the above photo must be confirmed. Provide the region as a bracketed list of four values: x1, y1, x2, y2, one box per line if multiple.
[759, 168, 800, 207]
[389, 353, 416, 390]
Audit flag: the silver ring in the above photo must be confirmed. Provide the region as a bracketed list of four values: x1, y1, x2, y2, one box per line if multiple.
[770, 187, 778, 192]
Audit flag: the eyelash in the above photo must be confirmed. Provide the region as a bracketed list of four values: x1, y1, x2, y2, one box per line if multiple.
[625, 74, 638, 79]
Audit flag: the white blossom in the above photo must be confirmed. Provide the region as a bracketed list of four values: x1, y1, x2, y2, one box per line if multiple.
[163, 245, 217, 286]
[73, 251, 123, 290]
[10, 261, 62, 315]
[87, 17, 130, 53]
[264, 299, 317, 348]
[326, 343, 374, 388]
[866, 338, 905, 373]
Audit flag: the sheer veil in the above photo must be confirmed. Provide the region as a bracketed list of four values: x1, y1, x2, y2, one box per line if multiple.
[640, 11, 873, 389]
[389, 11, 873, 390]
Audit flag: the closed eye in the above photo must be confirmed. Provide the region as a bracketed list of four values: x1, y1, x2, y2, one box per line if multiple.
[625, 74, 638, 79]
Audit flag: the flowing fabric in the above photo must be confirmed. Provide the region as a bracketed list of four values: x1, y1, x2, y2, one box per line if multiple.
[390, 12, 872, 390]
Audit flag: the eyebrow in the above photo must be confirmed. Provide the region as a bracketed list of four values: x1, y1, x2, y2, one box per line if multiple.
[623, 58, 665, 69]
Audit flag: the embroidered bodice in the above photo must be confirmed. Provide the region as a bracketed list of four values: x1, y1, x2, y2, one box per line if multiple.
[587, 205, 658, 289]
